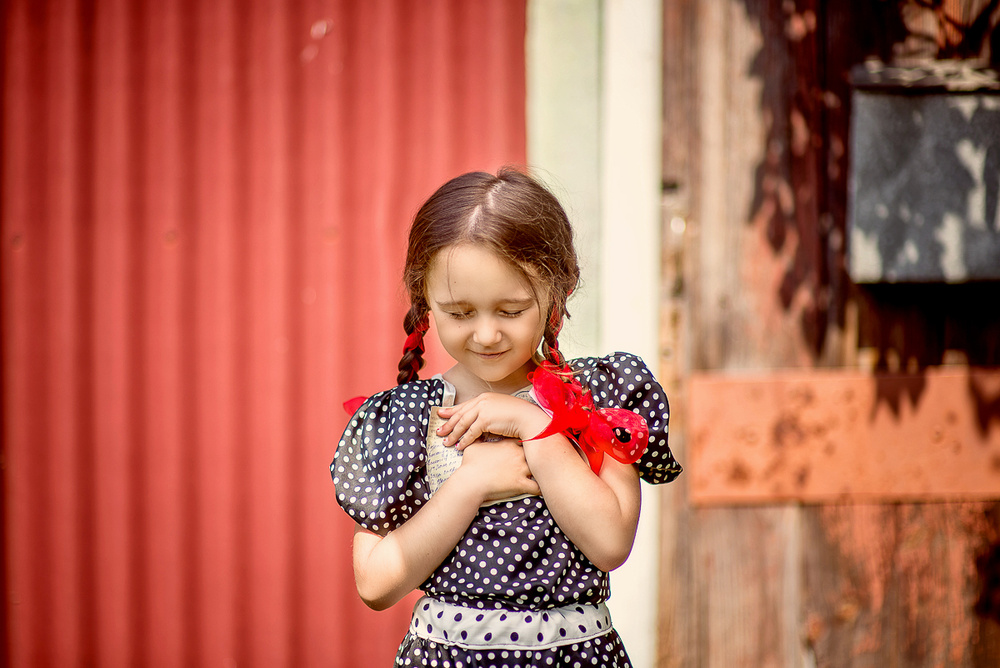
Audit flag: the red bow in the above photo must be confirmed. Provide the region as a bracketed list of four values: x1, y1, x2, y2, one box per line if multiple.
[526, 362, 648, 474]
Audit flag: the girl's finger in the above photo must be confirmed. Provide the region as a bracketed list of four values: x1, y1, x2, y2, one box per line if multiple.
[435, 406, 467, 437]
[452, 416, 485, 450]
[439, 410, 477, 447]
[436, 399, 483, 434]
[435, 406, 456, 433]
[454, 432, 483, 451]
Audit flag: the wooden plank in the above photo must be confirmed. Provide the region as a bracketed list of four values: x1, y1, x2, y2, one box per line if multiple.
[801, 503, 1000, 667]
[660, 2, 818, 666]
[693, 506, 804, 668]
[689, 368, 1000, 505]
[657, 1, 698, 664]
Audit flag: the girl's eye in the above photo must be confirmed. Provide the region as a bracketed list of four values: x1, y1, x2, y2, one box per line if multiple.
[500, 309, 526, 318]
[448, 311, 473, 320]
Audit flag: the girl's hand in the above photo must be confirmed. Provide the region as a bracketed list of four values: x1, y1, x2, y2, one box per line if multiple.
[457, 438, 540, 503]
[353, 438, 540, 610]
[352, 436, 539, 611]
[436, 393, 551, 450]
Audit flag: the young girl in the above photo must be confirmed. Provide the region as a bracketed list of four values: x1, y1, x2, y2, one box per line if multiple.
[331, 168, 681, 667]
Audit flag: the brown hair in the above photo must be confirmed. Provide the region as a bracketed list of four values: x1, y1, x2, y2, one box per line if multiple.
[397, 167, 580, 384]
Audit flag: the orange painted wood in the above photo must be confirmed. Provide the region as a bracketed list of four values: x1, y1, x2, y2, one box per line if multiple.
[689, 368, 1000, 505]
[801, 502, 1000, 667]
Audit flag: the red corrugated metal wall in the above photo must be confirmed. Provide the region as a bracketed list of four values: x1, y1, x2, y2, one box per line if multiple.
[1, 1, 527, 665]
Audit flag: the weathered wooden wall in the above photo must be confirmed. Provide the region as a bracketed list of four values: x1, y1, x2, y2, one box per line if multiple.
[659, 1, 1000, 666]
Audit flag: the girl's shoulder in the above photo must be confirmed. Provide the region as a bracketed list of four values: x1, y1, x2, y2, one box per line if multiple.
[566, 351, 665, 412]
[334, 377, 449, 533]
[348, 376, 448, 422]
[567, 352, 682, 485]
[340, 377, 450, 447]
[568, 350, 645, 371]
[567, 351, 656, 392]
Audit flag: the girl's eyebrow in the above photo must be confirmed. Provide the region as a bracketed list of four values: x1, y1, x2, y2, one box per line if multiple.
[435, 297, 535, 308]
[499, 298, 536, 307]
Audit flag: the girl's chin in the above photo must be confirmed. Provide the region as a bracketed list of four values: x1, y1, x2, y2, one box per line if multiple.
[464, 360, 534, 388]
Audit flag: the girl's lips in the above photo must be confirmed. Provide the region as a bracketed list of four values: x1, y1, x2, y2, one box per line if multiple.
[473, 350, 507, 359]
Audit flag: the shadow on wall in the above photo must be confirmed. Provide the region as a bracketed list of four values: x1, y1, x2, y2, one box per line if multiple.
[742, 1, 911, 358]
[742, 2, 1000, 386]
[868, 366, 999, 437]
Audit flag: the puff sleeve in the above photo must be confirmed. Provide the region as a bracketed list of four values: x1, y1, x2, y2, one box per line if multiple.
[572, 352, 682, 484]
[330, 379, 445, 534]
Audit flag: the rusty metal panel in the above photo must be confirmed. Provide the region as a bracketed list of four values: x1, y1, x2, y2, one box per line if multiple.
[1, 0, 527, 666]
[689, 368, 1000, 505]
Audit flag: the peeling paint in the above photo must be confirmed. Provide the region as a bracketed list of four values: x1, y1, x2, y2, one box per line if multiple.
[690, 369, 1000, 504]
[810, 504, 997, 665]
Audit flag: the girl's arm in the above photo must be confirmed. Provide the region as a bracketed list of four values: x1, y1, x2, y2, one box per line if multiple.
[521, 434, 640, 572]
[352, 437, 539, 610]
[436, 395, 641, 572]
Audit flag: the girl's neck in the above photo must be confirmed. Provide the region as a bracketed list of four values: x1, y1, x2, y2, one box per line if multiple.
[443, 362, 536, 403]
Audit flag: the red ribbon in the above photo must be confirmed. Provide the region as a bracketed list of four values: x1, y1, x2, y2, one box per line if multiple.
[343, 396, 367, 415]
[526, 362, 648, 475]
[402, 329, 426, 355]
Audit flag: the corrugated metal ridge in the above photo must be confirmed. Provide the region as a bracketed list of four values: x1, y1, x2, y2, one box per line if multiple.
[2, 1, 527, 665]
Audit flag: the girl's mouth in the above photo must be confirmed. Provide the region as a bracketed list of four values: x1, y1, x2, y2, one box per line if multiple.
[473, 350, 506, 360]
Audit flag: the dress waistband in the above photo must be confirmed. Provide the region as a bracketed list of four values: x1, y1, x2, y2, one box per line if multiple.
[409, 597, 613, 651]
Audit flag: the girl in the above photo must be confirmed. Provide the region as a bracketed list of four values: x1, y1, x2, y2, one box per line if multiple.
[331, 168, 681, 667]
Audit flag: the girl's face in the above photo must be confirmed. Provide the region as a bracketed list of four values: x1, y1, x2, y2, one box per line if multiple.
[426, 244, 545, 393]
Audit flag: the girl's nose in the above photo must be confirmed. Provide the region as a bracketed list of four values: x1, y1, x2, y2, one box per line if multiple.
[472, 317, 502, 346]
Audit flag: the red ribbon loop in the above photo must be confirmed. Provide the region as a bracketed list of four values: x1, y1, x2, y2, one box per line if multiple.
[403, 316, 429, 354]
[526, 362, 649, 475]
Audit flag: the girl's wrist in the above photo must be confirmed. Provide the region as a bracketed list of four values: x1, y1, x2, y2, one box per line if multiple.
[442, 465, 490, 506]
[519, 404, 553, 440]
[521, 434, 569, 475]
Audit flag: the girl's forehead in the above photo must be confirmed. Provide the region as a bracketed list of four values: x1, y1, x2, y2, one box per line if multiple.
[427, 243, 541, 298]
[429, 243, 515, 276]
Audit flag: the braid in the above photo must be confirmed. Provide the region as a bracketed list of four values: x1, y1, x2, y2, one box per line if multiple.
[540, 303, 571, 374]
[397, 304, 429, 385]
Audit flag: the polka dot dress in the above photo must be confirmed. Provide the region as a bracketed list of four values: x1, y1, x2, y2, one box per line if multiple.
[331, 353, 682, 667]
